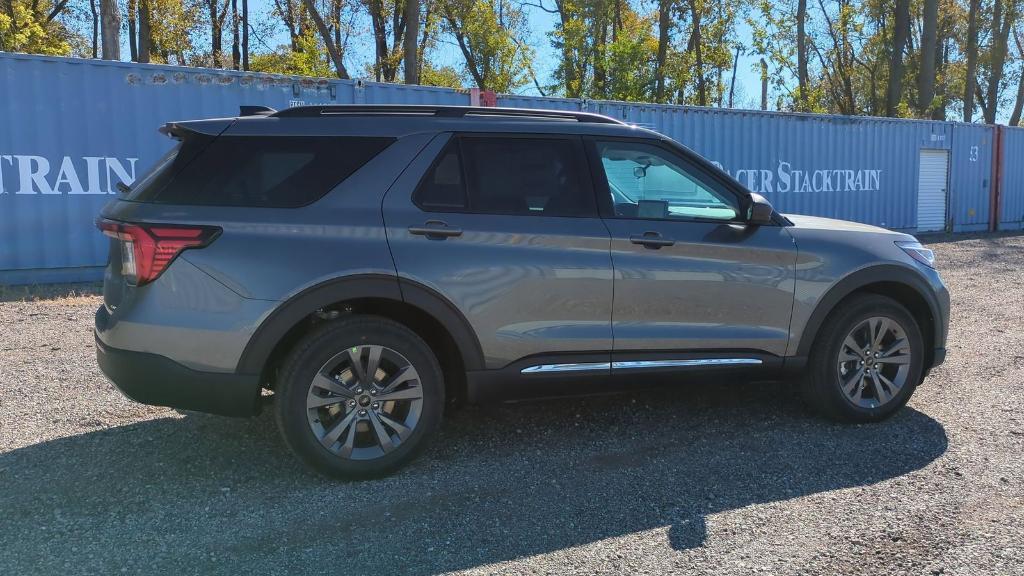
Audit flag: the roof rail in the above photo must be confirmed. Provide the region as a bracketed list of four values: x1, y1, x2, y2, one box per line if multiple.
[270, 105, 625, 124]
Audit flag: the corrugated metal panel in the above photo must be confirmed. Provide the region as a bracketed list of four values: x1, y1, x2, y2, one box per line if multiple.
[948, 124, 993, 232]
[2, 53, 1020, 284]
[916, 149, 949, 231]
[1000, 127, 1024, 229]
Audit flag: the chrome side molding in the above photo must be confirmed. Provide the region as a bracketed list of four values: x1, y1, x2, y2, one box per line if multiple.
[612, 358, 763, 369]
[520, 358, 763, 374]
[521, 362, 612, 374]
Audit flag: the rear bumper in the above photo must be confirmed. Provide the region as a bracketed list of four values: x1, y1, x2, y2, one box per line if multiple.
[95, 333, 261, 417]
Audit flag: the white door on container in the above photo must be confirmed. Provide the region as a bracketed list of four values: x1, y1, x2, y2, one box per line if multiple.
[917, 149, 949, 232]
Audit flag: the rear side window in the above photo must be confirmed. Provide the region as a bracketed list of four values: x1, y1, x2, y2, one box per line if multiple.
[414, 136, 596, 217]
[129, 135, 394, 207]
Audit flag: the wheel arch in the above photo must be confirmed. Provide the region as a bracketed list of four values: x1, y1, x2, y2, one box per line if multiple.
[795, 265, 942, 368]
[237, 274, 484, 397]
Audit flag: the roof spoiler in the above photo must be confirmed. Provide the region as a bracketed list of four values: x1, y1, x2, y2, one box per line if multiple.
[239, 105, 277, 117]
[158, 119, 235, 139]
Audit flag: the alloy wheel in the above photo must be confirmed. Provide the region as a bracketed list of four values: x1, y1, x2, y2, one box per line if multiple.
[836, 316, 912, 409]
[306, 344, 423, 460]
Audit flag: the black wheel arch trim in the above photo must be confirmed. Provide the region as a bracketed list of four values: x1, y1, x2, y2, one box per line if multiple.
[795, 264, 944, 361]
[236, 274, 485, 377]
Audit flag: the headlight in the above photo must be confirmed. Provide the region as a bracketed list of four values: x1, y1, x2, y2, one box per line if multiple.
[896, 240, 936, 268]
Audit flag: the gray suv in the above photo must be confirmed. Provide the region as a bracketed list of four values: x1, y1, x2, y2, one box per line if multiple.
[95, 105, 949, 478]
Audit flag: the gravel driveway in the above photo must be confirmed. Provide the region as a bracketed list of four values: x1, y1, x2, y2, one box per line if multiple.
[1, 234, 1022, 576]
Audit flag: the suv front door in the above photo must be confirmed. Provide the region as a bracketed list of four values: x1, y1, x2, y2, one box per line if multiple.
[588, 137, 797, 364]
[383, 133, 614, 371]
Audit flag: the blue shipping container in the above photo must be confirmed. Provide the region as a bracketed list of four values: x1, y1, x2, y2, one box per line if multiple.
[0, 52, 1010, 284]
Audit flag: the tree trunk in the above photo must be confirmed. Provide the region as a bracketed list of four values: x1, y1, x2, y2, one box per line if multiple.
[963, 0, 980, 122]
[728, 44, 740, 107]
[128, 0, 138, 61]
[689, 0, 706, 106]
[654, 0, 671, 102]
[404, 0, 419, 83]
[303, 0, 351, 78]
[138, 0, 151, 63]
[918, 0, 938, 115]
[885, 0, 910, 116]
[90, 0, 99, 58]
[796, 0, 808, 109]
[241, 0, 249, 70]
[209, 0, 222, 67]
[100, 0, 120, 60]
[1011, 30, 1024, 126]
[983, 0, 1014, 123]
[231, 0, 240, 69]
[760, 58, 768, 110]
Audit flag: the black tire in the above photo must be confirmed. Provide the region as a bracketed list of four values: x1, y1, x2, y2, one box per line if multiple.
[274, 315, 444, 479]
[801, 293, 924, 423]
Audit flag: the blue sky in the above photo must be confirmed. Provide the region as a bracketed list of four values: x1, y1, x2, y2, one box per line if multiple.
[245, 0, 765, 106]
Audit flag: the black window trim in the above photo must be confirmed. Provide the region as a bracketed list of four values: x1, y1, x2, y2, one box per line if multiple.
[412, 132, 600, 219]
[583, 135, 762, 226]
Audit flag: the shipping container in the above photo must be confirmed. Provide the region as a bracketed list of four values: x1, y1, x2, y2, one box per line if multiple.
[1000, 126, 1024, 229]
[0, 52, 1015, 284]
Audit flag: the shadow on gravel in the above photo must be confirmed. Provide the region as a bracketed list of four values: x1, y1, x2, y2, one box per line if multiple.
[0, 380, 947, 575]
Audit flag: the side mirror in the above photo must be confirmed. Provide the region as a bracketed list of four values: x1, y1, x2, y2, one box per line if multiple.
[746, 193, 775, 225]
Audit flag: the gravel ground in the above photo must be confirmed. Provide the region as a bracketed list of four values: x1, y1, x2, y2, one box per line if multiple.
[1, 234, 1022, 576]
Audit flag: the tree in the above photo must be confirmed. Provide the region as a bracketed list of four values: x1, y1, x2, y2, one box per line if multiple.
[363, 0, 407, 81]
[980, 0, 1018, 123]
[404, 0, 418, 82]
[303, 0, 351, 77]
[963, 0, 981, 121]
[441, 0, 533, 92]
[100, 0, 119, 59]
[886, 0, 911, 116]
[918, 0, 939, 115]
[250, 27, 335, 75]
[654, 0, 673, 101]
[797, 0, 808, 108]
[1010, 27, 1024, 125]
[0, 0, 76, 54]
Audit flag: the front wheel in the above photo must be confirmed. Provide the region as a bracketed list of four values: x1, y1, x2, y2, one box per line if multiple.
[801, 294, 925, 422]
[274, 315, 444, 479]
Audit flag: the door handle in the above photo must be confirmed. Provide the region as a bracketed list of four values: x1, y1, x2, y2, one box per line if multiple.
[408, 220, 463, 238]
[630, 232, 674, 248]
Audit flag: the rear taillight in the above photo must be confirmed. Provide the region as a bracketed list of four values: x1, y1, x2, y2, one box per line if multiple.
[97, 219, 220, 285]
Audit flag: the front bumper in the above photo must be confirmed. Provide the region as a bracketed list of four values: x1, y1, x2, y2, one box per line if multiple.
[95, 333, 261, 417]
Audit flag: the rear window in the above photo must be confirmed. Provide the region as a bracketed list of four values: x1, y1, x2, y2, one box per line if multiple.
[128, 135, 394, 207]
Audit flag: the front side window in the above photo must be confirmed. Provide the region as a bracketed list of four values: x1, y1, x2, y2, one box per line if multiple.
[414, 136, 596, 217]
[596, 140, 739, 222]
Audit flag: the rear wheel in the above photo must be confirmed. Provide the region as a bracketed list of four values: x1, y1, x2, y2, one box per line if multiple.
[274, 315, 444, 479]
[802, 294, 924, 422]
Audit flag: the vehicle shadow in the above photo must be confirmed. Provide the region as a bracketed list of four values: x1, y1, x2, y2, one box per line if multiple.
[0, 380, 947, 575]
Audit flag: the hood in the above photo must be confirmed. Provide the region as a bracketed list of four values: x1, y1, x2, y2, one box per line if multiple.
[783, 213, 906, 236]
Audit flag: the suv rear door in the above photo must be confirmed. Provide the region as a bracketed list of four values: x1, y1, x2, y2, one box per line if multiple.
[382, 133, 614, 371]
[587, 137, 797, 364]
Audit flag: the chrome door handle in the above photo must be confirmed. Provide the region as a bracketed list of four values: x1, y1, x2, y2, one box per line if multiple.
[408, 220, 463, 238]
[630, 232, 674, 248]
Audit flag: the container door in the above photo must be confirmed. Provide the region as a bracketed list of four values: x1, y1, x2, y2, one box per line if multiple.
[917, 149, 949, 232]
